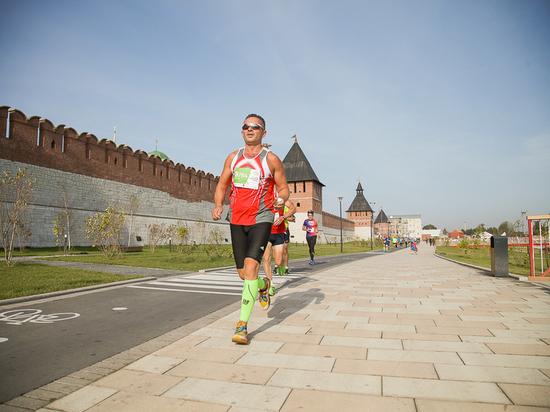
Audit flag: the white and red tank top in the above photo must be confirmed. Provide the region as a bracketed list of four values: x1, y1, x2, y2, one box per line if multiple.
[229, 147, 275, 225]
[271, 209, 286, 234]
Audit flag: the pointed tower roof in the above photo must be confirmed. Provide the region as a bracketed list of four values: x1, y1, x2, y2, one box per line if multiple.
[282, 141, 324, 186]
[346, 181, 373, 212]
[374, 208, 389, 224]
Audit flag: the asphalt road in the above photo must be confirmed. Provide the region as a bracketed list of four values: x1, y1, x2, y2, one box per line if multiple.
[0, 249, 393, 404]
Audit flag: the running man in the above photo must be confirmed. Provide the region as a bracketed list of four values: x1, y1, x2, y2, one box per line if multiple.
[212, 114, 289, 344]
[281, 205, 295, 275]
[302, 210, 318, 265]
[263, 196, 296, 295]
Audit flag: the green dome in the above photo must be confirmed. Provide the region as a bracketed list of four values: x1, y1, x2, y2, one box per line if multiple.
[148, 149, 169, 160]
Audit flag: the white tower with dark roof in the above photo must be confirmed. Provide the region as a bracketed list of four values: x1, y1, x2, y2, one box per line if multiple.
[345, 181, 374, 240]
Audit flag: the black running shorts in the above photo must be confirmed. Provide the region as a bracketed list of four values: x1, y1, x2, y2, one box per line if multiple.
[268, 232, 285, 247]
[230, 222, 272, 269]
[284, 228, 290, 244]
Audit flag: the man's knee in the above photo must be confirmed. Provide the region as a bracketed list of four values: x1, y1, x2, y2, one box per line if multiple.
[243, 257, 260, 280]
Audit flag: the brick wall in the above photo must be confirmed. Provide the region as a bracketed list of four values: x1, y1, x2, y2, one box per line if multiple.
[0, 106, 223, 204]
[0, 159, 231, 247]
[0, 106, 231, 247]
[322, 211, 355, 232]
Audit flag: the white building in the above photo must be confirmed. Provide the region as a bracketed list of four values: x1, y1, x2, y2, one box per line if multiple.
[389, 214, 422, 239]
[422, 229, 444, 239]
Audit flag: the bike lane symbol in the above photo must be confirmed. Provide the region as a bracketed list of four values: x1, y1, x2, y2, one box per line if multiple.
[0, 309, 80, 325]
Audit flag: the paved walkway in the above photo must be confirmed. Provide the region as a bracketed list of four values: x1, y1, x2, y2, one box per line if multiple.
[8, 245, 550, 411]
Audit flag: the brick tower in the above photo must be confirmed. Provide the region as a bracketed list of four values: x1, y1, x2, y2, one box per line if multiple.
[282, 138, 324, 242]
[345, 181, 374, 240]
[374, 208, 390, 236]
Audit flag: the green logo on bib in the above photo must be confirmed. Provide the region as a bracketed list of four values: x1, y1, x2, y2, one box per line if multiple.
[234, 167, 251, 184]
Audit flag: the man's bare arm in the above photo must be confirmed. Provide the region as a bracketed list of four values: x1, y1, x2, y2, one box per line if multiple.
[212, 152, 236, 220]
[267, 152, 289, 210]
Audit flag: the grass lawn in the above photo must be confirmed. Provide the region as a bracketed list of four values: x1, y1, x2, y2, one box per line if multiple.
[0, 263, 143, 300]
[1, 242, 381, 300]
[15, 246, 98, 256]
[38, 243, 382, 271]
[435, 246, 548, 277]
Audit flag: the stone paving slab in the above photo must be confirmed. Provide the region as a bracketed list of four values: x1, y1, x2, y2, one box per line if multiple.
[11, 245, 550, 411]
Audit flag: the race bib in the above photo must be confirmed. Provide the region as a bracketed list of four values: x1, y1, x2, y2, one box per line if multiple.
[234, 167, 260, 189]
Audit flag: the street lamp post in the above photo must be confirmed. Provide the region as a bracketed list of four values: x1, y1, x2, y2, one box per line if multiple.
[338, 197, 343, 253]
[370, 202, 375, 251]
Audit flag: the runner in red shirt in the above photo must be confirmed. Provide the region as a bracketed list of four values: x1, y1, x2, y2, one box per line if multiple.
[212, 114, 288, 344]
[262, 193, 296, 295]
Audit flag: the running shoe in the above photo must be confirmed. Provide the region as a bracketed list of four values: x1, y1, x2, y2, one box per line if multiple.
[309, 259, 315, 265]
[258, 278, 271, 310]
[273, 265, 278, 275]
[284, 267, 289, 275]
[269, 283, 276, 296]
[232, 321, 248, 344]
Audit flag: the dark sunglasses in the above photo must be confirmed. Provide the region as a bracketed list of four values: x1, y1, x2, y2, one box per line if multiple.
[242, 123, 264, 131]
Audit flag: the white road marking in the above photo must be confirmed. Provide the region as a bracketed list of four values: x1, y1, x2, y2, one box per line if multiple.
[127, 268, 304, 296]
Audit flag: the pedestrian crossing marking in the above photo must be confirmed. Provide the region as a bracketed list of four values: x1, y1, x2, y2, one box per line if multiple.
[128, 268, 304, 296]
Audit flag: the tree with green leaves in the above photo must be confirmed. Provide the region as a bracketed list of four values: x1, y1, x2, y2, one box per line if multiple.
[146, 223, 167, 253]
[457, 238, 470, 255]
[474, 224, 486, 236]
[0, 167, 36, 266]
[498, 221, 513, 236]
[53, 211, 72, 255]
[84, 206, 126, 258]
[167, 220, 189, 252]
[423, 224, 437, 230]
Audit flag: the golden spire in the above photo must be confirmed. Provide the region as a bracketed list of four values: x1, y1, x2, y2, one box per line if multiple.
[291, 134, 297, 143]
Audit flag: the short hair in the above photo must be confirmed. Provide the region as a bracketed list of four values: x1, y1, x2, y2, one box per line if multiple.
[244, 113, 266, 129]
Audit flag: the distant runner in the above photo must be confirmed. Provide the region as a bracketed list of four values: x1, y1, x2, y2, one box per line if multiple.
[302, 210, 318, 265]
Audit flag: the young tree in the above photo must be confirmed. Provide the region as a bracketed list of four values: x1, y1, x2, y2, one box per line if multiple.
[52, 179, 75, 254]
[125, 194, 140, 247]
[0, 167, 37, 266]
[84, 206, 126, 258]
[194, 218, 208, 245]
[167, 220, 189, 252]
[53, 211, 72, 255]
[457, 238, 470, 255]
[146, 223, 167, 253]
[204, 226, 228, 259]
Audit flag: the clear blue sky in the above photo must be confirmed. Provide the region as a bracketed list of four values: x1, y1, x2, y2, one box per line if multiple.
[1, 0, 549, 232]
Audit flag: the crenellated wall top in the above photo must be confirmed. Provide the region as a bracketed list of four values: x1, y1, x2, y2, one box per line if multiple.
[0, 106, 223, 203]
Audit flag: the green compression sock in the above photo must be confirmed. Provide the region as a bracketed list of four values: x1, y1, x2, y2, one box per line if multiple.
[257, 277, 266, 291]
[278, 266, 285, 276]
[240, 279, 259, 323]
